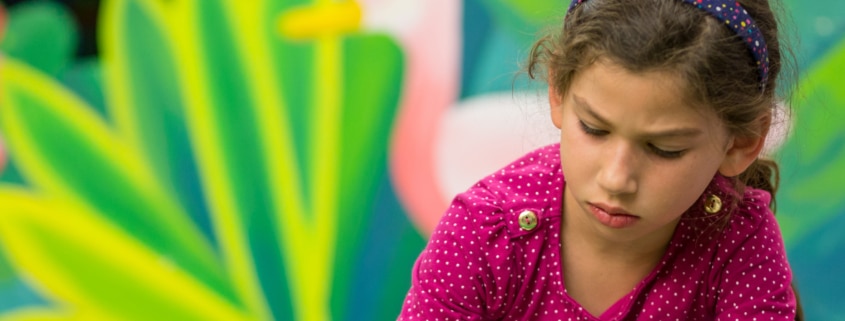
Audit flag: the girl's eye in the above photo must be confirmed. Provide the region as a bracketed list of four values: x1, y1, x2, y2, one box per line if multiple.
[578, 119, 685, 158]
[578, 120, 608, 136]
[648, 144, 684, 159]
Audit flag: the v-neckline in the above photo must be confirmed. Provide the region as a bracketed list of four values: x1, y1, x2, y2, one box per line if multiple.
[554, 228, 681, 320]
[550, 196, 686, 320]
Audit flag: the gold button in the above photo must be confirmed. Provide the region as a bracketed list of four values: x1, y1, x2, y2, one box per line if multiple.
[704, 194, 722, 214]
[518, 210, 538, 231]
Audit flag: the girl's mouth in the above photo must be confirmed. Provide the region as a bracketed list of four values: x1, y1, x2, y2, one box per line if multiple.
[589, 203, 640, 228]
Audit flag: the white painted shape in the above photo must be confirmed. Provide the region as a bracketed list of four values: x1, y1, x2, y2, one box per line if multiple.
[358, 0, 425, 38]
[435, 91, 559, 200]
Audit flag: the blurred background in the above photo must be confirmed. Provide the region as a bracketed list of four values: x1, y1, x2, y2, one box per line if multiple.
[0, 0, 842, 320]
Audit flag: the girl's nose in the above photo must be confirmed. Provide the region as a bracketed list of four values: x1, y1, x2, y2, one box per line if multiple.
[597, 144, 638, 195]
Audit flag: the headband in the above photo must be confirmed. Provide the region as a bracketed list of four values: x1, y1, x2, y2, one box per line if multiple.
[567, 0, 770, 87]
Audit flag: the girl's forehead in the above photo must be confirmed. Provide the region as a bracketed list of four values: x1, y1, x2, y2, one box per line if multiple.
[572, 60, 689, 105]
[568, 60, 727, 130]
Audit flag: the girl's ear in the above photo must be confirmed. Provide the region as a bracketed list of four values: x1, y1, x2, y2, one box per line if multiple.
[718, 117, 771, 177]
[549, 82, 564, 129]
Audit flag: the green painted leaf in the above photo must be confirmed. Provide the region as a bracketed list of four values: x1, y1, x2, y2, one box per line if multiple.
[166, 1, 297, 319]
[267, 0, 316, 209]
[0, 188, 248, 321]
[100, 0, 224, 293]
[60, 59, 108, 123]
[0, 59, 232, 308]
[0, 1, 77, 76]
[330, 34, 404, 320]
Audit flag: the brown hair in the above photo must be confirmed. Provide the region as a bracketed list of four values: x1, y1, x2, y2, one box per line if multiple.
[527, 1, 801, 318]
[527, 0, 796, 207]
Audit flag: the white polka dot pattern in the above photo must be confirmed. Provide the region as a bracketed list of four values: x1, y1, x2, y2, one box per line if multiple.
[398, 144, 796, 320]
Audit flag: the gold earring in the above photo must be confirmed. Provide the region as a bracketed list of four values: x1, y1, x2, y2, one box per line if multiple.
[704, 194, 722, 214]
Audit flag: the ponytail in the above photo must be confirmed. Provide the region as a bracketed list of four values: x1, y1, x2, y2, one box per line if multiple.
[738, 158, 780, 211]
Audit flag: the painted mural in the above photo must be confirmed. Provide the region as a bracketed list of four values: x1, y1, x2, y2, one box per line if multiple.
[0, 0, 842, 320]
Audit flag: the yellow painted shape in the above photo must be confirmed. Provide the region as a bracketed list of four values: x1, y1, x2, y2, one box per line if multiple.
[277, 2, 361, 40]
[304, 33, 341, 321]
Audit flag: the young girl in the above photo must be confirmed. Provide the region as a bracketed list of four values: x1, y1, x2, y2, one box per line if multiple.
[399, 0, 800, 320]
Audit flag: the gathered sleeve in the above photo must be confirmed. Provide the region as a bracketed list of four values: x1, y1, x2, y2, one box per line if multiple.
[397, 144, 566, 321]
[712, 190, 796, 320]
[398, 188, 509, 321]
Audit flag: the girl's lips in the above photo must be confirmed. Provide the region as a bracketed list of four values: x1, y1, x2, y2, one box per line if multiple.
[589, 203, 640, 228]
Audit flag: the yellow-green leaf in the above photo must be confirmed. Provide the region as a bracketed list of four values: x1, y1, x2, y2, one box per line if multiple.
[0, 188, 248, 321]
[0, 59, 233, 304]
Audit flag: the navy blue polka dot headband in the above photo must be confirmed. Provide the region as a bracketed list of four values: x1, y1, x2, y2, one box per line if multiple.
[567, 0, 770, 87]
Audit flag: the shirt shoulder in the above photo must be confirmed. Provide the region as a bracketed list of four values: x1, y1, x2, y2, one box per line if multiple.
[635, 176, 796, 320]
[446, 144, 564, 255]
[455, 143, 563, 222]
[399, 144, 565, 320]
[707, 180, 797, 319]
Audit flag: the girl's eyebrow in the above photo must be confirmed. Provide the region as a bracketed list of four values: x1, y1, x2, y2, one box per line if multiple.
[572, 94, 611, 126]
[572, 94, 703, 138]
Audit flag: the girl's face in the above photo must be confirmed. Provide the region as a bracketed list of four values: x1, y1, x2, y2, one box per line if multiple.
[550, 60, 737, 244]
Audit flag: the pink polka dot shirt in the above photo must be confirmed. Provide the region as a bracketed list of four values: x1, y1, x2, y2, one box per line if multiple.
[399, 144, 796, 320]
